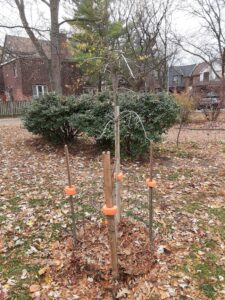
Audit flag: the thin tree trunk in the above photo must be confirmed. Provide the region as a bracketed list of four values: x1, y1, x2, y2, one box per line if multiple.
[98, 73, 102, 92]
[112, 71, 121, 222]
[176, 115, 183, 148]
[14, 0, 62, 94]
[50, 0, 62, 94]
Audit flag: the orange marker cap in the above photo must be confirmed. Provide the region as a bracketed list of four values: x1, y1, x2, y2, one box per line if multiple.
[65, 185, 76, 196]
[102, 205, 118, 216]
[146, 179, 156, 188]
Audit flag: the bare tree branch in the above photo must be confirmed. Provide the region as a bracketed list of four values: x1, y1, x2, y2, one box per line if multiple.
[0, 24, 49, 32]
[40, 0, 50, 7]
[14, 0, 49, 62]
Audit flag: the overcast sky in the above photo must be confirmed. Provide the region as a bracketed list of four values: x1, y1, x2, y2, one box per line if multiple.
[0, 0, 202, 65]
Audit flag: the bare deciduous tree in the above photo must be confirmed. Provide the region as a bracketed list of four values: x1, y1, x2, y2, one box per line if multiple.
[175, 0, 225, 117]
[123, 0, 176, 92]
[0, 0, 74, 94]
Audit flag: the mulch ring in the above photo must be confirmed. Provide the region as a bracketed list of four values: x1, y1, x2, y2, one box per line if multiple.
[50, 218, 156, 299]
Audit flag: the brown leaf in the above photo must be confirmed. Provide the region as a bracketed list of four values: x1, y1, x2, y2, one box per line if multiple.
[38, 267, 48, 276]
[29, 284, 40, 293]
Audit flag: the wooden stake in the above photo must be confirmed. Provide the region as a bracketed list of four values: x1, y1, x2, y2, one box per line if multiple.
[148, 143, 154, 254]
[102, 151, 119, 279]
[65, 145, 77, 246]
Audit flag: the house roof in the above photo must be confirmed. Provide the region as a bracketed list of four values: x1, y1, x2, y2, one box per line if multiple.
[169, 64, 196, 87]
[2, 34, 72, 62]
[0, 58, 17, 67]
[192, 62, 208, 76]
[171, 64, 196, 77]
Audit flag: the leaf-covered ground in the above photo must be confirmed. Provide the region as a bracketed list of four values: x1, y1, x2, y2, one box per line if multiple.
[0, 123, 225, 299]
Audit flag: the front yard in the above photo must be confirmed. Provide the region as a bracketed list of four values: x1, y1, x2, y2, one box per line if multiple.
[0, 124, 225, 299]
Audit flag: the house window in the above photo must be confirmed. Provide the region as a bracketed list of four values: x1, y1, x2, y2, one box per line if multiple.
[200, 72, 204, 81]
[173, 75, 179, 83]
[203, 72, 209, 81]
[32, 85, 48, 98]
[13, 63, 18, 77]
[153, 70, 158, 79]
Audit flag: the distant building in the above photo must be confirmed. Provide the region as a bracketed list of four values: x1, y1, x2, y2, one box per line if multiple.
[192, 62, 221, 97]
[169, 62, 222, 99]
[0, 34, 80, 101]
[168, 64, 196, 93]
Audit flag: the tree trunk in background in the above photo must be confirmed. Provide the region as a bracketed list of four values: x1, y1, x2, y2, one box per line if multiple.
[98, 73, 102, 92]
[221, 48, 225, 108]
[14, 0, 62, 94]
[50, 0, 62, 94]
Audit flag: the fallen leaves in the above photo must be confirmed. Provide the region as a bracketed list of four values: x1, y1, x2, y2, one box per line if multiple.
[29, 284, 40, 293]
[0, 125, 225, 299]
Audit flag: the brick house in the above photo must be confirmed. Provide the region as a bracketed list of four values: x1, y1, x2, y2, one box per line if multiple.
[0, 35, 80, 101]
[169, 62, 222, 99]
[191, 62, 221, 97]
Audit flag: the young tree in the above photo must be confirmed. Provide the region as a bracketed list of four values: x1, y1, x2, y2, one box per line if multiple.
[71, 0, 126, 220]
[70, 0, 124, 91]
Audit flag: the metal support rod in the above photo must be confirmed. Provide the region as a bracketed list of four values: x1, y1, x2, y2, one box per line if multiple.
[65, 144, 77, 245]
[148, 143, 154, 253]
[114, 105, 121, 221]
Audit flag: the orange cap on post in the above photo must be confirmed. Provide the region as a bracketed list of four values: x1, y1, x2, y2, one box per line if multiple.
[65, 185, 76, 196]
[146, 179, 156, 188]
[102, 205, 118, 216]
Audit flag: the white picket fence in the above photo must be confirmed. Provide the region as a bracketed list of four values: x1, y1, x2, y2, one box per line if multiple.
[0, 100, 32, 116]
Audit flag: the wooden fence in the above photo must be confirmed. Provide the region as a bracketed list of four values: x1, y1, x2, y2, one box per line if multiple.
[0, 100, 32, 116]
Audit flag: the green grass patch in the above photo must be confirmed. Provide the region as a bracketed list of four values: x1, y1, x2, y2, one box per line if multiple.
[167, 172, 179, 181]
[176, 149, 190, 158]
[0, 214, 7, 224]
[204, 239, 217, 249]
[182, 241, 225, 299]
[194, 253, 225, 298]
[199, 283, 216, 299]
[125, 210, 147, 224]
[10, 289, 31, 300]
[1, 247, 40, 300]
[8, 197, 21, 212]
[29, 198, 46, 208]
[208, 208, 225, 223]
[184, 202, 201, 213]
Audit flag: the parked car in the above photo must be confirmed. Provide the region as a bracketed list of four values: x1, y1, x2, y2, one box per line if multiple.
[198, 93, 221, 109]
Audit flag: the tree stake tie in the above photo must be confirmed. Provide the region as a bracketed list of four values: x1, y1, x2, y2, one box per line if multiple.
[146, 142, 155, 254]
[64, 144, 77, 246]
[102, 151, 119, 280]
